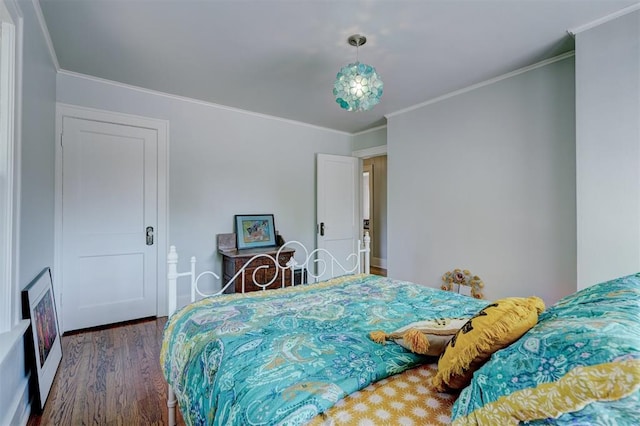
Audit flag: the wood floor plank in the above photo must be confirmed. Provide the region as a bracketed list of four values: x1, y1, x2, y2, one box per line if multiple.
[28, 317, 185, 426]
[370, 265, 387, 276]
[106, 330, 126, 424]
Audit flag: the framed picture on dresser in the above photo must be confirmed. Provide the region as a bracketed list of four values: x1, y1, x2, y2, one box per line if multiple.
[22, 267, 62, 412]
[235, 214, 277, 249]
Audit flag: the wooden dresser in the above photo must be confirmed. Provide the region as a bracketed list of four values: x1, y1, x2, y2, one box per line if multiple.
[219, 246, 296, 293]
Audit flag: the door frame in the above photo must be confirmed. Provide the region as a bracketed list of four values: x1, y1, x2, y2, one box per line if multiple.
[362, 162, 374, 254]
[352, 145, 387, 269]
[54, 103, 170, 330]
[352, 145, 387, 160]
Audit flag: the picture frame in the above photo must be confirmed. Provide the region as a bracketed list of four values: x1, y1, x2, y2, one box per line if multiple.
[22, 267, 62, 412]
[235, 214, 277, 250]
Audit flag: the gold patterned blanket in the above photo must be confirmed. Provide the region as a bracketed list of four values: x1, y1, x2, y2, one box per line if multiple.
[310, 363, 456, 426]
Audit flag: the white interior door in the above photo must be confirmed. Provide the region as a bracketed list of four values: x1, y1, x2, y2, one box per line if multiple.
[61, 117, 158, 332]
[316, 153, 359, 280]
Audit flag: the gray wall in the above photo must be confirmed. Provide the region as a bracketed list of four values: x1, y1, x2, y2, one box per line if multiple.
[56, 73, 352, 295]
[575, 10, 640, 288]
[19, 2, 56, 288]
[1, 0, 57, 424]
[387, 56, 577, 305]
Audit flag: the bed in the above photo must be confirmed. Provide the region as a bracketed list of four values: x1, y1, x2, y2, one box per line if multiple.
[161, 238, 640, 425]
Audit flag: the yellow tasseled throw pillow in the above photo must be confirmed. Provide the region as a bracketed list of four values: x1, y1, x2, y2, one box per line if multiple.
[432, 296, 545, 392]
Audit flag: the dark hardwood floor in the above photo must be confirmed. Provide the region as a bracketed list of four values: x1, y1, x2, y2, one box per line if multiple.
[27, 317, 184, 426]
[370, 265, 387, 276]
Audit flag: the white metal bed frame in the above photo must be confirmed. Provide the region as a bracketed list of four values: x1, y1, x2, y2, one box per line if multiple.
[165, 233, 371, 425]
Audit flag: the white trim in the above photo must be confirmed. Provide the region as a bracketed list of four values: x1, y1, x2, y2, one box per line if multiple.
[568, 3, 640, 36]
[386, 51, 575, 119]
[57, 69, 352, 137]
[352, 145, 387, 159]
[12, 4, 22, 327]
[372, 257, 387, 269]
[352, 124, 387, 136]
[57, 102, 169, 130]
[0, 318, 28, 367]
[4, 375, 30, 426]
[54, 104, 170, 329]
[0, 15, 16, 333]
[0, 321, 30, 426]
[31, 0, 59, 70]
[10, 0, 22, 329]
[157, 119, 169, 317]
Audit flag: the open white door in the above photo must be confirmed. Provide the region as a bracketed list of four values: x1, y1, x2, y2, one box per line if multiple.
[316, 153, 359, 280]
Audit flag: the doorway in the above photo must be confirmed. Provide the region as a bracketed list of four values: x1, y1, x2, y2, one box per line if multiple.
[362, 154, 387, 275]
[55, 104, 169, 332]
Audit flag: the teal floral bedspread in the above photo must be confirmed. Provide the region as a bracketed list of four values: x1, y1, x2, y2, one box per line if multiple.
[451, 273, 640, 425]
[161, 274, 488, 426]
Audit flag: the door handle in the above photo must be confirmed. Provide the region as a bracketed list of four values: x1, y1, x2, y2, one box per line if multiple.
[146, 226, 154, 245]
[320, 222, 325, 236]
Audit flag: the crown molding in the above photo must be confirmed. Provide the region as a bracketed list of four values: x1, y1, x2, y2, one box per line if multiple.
[352, 124, 387, 136]
[386, 51, 575, 119]
[568, 3, 640, 36]
[31, 0, 59, 70]
[31, 0, 352, 135]
[57, 69, 352, 136]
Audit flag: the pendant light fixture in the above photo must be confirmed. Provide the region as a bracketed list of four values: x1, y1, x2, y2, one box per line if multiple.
[333, 34, 383, 112]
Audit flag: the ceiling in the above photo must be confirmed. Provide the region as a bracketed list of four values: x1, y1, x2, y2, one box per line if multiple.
[38, 0, 638, 134]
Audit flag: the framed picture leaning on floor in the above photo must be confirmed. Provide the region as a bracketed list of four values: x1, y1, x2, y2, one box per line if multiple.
[22, 267, 62, 411]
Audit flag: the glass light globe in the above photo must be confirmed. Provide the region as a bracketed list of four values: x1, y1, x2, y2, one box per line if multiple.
[333, 61, 383, 112]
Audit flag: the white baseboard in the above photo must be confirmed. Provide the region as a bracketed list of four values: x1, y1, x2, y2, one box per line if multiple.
[0, 320, 31, 426]
[1, 374, 30, 426]
[372, 257, 387, 269]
